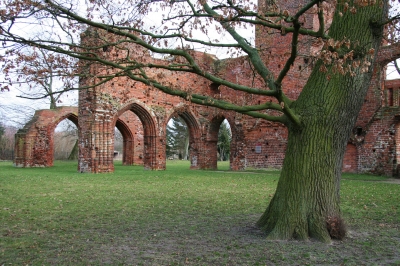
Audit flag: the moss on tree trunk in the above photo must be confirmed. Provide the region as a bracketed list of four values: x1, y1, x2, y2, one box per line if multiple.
[257, 0, 387, 242]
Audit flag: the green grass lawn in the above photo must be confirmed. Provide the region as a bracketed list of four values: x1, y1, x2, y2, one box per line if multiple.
[0, 160, 399, 265]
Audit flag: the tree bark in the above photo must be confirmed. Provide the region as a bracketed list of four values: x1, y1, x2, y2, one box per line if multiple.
[184, 135, 189, 160]
[49, 97, 57, 109]
[68, 139, 78, 160]
[257, 0, 387, 242]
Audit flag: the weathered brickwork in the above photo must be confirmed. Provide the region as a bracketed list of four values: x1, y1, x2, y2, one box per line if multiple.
[14, 9, 400, 176]
[14, 107, 78, 167]
[116, 111, 144, 166]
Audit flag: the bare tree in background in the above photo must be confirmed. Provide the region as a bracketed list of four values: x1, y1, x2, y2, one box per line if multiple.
[54, 119, 78, 160]
[0, 120, 17, 160]
[1, 46, 78, 109]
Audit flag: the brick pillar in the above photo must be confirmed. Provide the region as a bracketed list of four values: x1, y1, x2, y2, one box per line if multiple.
[78, 87, 115, 173]
[133, 129, 144, 165]
[197, 122, 218, 170]
[122, 138, 134, 165]
[202, 139, 218, 169]
[143, 135, 166, 170]
[230, 121, 246, 170]
[395, 122, 400, 177]
[189, 136, 200, 169]
[143, 113, 166, 170]
[132, 119, 144, 166]
[154, 134, 167, 170]
[93, 110, 114, 173]
[78, 87, 94, 173]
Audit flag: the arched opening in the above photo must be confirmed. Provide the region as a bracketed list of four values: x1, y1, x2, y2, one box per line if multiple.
[53, 114, 79, 161]
[166, 110, 200, 169]
[386, 59, 400, 80]
[166, 116, 189, 161]
[217, 119, 232, 170]
[208, 116, 232, 170]
[384, 60, 400, 106]
[114, 102, 157, 170]
[115, 111, 144, 166]
[114, 127, 123, 161]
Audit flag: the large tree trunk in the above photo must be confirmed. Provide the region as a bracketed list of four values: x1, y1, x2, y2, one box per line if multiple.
[257, 0, 387, 242]
[257, 116, 348, 242]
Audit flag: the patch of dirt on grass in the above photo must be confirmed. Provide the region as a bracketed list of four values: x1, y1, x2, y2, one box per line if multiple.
[79, 214, 400, 265]
[384, 178, 400, 185]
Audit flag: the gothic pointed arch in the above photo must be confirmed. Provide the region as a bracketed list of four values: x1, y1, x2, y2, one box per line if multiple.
[114, 101, 160, 170]
[115, 118, 135, 165]
[166, 108, 201, 169]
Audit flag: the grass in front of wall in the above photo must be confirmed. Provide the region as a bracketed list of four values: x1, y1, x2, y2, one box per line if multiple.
[0, 160, 399, 265]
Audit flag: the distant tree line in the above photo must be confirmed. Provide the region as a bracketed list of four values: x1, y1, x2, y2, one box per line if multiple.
[0, 123, 17, 160]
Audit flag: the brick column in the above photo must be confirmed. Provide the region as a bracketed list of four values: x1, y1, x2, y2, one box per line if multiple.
[122, 138, 134, 165]
[197, 122, 218, 170]
[230, 121, 246, 170]
[78, 86, 115, 173]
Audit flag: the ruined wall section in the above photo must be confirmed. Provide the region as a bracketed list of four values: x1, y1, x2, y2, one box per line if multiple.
[353, 44, 400, 131]
[233, 0, 333, 169]
[254, 0, 400, 175]
[356, 108, 398, 176]
[16, 18, 400, 175]
[354, 79, 400, 176]
[14, 107, 78, 167]
[78, 28, 291, 172]
[346, 43, 400, 175]
[211, 55, 289, 169]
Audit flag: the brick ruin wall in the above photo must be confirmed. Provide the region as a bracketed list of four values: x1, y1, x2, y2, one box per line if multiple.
[73, 26, 299, 173]
[14, 107, 79, 167]
[13, 3, 400, 176]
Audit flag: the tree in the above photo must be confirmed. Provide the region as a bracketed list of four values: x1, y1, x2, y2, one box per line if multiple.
[0, 122, 17, 160]
[394, 59, 400, 75]
[0, 123, 4, 137]
[114, 128, 124, 155]
[0, 0, 398, 242]
[0, 45, 77, 109]
[0, 123, 4, 149]
[166, 117, 189, 160]
[217, 120, 231, 161]
[53, 119, 79, 160]
[166, 124, 175, 158]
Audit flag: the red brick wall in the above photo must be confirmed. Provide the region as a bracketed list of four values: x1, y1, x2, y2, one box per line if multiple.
[342, 143, 358, 173]
[15, 7, 400, 176]
[14, 107, 78, 168]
